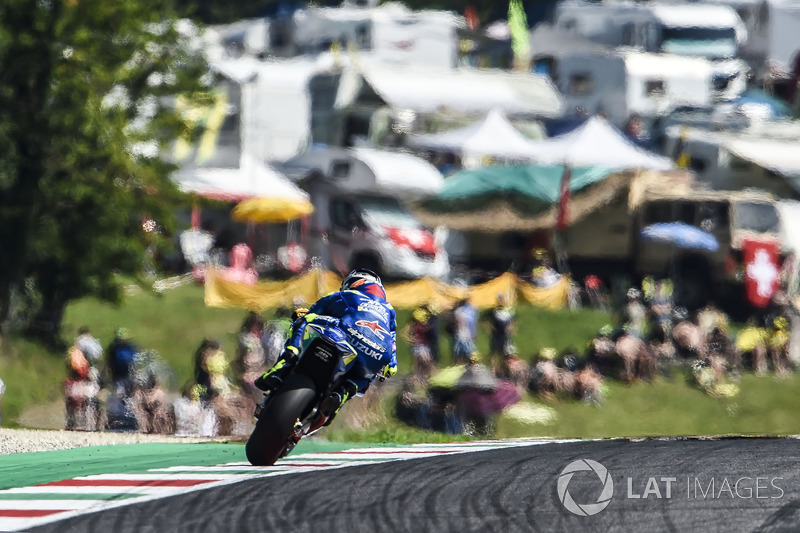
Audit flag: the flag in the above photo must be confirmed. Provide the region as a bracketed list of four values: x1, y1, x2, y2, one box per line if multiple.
[508, 0, 530, 68]
[674, 125, 691, 168]
[465, 5, 480, 31]
[742, 238, 780, 308]
[556, 164, 571, 231]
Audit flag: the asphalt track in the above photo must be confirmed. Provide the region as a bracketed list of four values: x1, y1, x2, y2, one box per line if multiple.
[28, 437, 800, 533]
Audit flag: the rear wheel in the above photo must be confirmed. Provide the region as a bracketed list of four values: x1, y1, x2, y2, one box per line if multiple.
[245, 374, 317, 466]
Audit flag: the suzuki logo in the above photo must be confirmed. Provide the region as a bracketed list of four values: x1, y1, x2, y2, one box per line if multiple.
[355, 320, 389, 340]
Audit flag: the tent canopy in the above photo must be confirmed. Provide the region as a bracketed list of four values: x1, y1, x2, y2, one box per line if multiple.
[173, 154, 310, 203]
[724, 138, 800, 188]
[419, 164, 616, 216]
[525, 116, 674, 171]
[339, 63, 565, 118]
[407, 108, 538, 159]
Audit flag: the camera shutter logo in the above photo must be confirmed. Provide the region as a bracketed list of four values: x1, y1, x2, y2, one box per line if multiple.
[557, 459, 614, 516]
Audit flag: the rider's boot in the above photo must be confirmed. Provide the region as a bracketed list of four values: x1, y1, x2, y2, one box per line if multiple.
[319, 380, 358, 427]
[254, 348, 298, 392]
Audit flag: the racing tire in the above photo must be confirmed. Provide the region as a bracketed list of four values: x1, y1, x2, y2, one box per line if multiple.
[245, 374, 317, 466]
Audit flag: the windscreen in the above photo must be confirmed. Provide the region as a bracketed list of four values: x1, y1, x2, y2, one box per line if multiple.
[660, 27, 738, 60]
[732, 201, 780, 234]
[359, 197, 421, 229]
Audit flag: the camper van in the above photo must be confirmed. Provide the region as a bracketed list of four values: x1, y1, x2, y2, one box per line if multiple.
[541, 48, 714, 126]
[554, 1, 749, 100]
[280, 146, 450, 279]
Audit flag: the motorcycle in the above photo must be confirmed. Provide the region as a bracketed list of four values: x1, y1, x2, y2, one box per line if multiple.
[245, 321, 387, 466]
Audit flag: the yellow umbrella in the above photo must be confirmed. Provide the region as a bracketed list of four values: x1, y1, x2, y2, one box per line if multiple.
[231, 197, 314, 224]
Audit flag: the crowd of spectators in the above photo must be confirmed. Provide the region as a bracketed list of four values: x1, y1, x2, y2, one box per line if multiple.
[62, 307, 296, 436]
[396, 269, 798, 437]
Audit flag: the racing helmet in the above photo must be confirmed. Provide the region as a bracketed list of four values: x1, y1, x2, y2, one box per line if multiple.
[342, 268, 386, 301]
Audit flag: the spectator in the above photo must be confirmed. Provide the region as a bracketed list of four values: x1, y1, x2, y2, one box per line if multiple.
[584, 275, 609, 310]
[64, 339, 102, 431]
[403, 305, 435, 378]
[194, 338, 231, 402]
[621, 288, 648, 338]
[531, 251, 561, 288]
[452, 297, 478, 364]
[130, 352, 174, 434]
[262, 307, 294, 370]
[768, 316, 791, 374]
[735, 318, 769, 373]
[194, 338, 245, 435]
[586, 325, 617, 376]
[106, 327, 140, 390]
[104, 328, 141, 431]
[75, 326, 103, 366]
[484, 294, 516, 371]
[706, 325, 739, 374]
[236, 312, 266, 403]
[647, 278, 674, 338]
[422, 302, 442, 364]
[671, 307, 703, 359]
[172, 382, 218, 437]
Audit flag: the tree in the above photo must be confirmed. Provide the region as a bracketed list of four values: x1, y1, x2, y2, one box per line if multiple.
[0, 0, 211, 343]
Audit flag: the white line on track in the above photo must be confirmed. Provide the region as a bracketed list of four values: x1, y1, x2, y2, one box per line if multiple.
[0, 438, 577, 531]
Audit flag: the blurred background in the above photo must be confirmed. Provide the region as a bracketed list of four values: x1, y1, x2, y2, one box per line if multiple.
[1, 0, 799, 442]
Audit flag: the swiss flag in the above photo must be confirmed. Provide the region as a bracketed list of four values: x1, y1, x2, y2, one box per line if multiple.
[556, 165, 571, 231]
[742, 238, 780, 308]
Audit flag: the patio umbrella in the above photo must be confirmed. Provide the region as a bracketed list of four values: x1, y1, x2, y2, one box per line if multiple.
[231, 197, 314, 224]
[640, 222, 719, 252]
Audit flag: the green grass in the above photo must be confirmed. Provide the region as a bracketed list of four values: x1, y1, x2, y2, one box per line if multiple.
[496, 368, 800, 439]
[0, 337, 67, 426]
[3, 281, 800, 442]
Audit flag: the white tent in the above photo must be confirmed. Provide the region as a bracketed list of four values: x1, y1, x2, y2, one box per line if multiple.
[407, 108, 539, 160]
[173, 154, 310, 202]
[525, 116, 674, 171]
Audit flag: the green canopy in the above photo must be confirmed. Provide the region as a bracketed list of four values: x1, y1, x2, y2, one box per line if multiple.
[421, 164, 617, 214]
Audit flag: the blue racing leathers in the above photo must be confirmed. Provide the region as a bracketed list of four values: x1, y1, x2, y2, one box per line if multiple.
[284, 290, 397, 394]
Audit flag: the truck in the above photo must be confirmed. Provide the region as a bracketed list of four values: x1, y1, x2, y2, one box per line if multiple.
[279, 146, 450, 279]
[562, 171, 782, 308]
[705, 0, 800, 81]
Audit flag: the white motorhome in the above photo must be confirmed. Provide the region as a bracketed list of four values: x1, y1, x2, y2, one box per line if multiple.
[280, 146, 450, 279]
[706, 0, 800, 79]
[554, 1, 749, 99]
[531, 31, 714, 126]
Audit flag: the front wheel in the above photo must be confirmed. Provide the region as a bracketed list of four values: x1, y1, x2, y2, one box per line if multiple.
[245, 374, 317, 466]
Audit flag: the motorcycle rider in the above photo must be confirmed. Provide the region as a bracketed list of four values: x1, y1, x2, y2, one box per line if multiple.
[254, 268, 398, 423]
